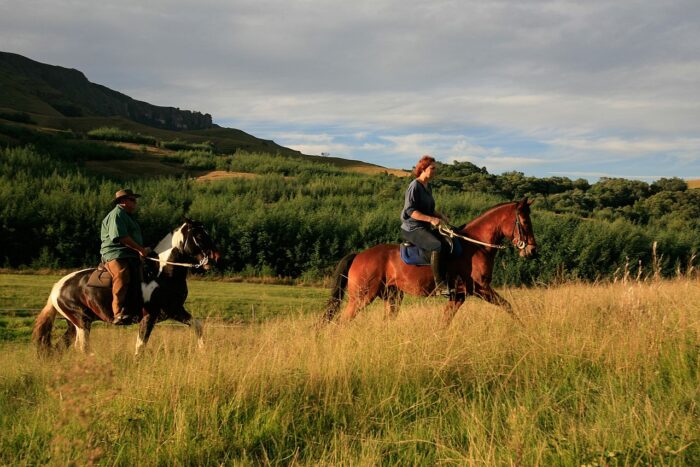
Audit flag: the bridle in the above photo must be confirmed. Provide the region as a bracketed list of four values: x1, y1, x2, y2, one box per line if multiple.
[145, 225, 211, 269]
[511, 210, 533, 251]
[438, 204, 533, 251]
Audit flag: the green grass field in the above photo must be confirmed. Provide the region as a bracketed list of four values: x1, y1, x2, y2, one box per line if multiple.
[0, 273, 335, 342]
[1, 274, 699, 464]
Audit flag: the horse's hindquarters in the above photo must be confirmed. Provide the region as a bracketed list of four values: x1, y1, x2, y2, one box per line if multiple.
[51, 269, 113, 325]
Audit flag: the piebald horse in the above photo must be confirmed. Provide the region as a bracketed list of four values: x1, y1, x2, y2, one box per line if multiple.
[322, 199, 537, 325]
[32, 218, 220, 357]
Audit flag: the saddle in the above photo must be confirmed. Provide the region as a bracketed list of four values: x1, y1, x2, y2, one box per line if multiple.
[87, 263, 112, 288]
[400, 242, 431, 266]
[87, 257, 156, 288]
[400, 226, 463, 266]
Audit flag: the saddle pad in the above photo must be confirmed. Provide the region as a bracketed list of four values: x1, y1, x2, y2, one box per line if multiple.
[400, 242, 431, 266]
[399, 239, 463, 266]
[87, 266, 112, 288]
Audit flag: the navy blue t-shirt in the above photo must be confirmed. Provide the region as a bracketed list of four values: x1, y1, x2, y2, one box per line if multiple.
[400, 179, 436, 232]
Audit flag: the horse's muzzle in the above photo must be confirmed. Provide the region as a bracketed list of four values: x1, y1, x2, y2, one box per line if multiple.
[204, 251, 221, 269]
[520, 244, 537, 258]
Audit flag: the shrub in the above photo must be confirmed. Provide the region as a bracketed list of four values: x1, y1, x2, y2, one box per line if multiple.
[160, 139, 214, 151]
[0, 111, 35, 125]
[87, 127, 157, 145]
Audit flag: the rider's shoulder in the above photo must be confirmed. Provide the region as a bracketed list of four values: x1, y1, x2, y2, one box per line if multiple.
[407, 178, 422, 190]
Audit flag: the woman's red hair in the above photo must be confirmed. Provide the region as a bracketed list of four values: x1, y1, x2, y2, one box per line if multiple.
[414, 155, 436, 177]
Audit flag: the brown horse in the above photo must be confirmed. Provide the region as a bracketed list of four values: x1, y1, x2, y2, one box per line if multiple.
[322, 198, 537, 325]
[32, 218, 220, 357]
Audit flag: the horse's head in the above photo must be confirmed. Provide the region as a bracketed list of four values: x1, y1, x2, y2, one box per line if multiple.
[176, 218, 221, 270]
[512, 198, 537, 258]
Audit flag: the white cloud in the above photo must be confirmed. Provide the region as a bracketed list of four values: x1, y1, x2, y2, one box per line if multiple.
[546, 137, 700, 155]
[1, 0, 700, 179]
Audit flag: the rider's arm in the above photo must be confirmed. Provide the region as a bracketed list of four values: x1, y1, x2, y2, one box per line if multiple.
[434, 210, 450, 223]
[118, 236, 150, 257]
[410, 210, 441, 226]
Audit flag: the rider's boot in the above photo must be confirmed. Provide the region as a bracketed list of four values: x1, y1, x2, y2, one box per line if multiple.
[112, 307, 132, 325]
[430, 251, 450, 297]
[106, 258, 141, 325]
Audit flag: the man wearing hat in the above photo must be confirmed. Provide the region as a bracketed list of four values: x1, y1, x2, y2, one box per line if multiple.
[100, 189, 151, 325]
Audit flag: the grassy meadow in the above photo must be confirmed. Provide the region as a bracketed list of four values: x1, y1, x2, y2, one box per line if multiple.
[0, 274, 699, 465]
[0, 273, 330, 342]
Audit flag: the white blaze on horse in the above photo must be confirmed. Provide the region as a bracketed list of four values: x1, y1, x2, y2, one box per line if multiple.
[32, 218, 221, 357]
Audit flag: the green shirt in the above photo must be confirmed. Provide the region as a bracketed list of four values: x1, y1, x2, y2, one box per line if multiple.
[100, 205, 144, 261]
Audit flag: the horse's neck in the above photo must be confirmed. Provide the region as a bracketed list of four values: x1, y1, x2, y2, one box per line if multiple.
[154, 227, 186, 256]
[153, 228, 188, 278]
[157, 250, 190, 281]
[463, 204, 513, 244]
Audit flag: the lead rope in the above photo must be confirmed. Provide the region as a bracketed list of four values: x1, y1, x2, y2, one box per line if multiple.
[144, 255, 208, 268]
[437, 223, 507, 249]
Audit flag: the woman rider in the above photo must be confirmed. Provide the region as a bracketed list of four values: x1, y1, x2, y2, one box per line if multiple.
[400, 155, 450, 296]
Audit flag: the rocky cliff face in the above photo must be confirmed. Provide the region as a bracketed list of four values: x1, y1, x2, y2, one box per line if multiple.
[0, 51, 215, 131]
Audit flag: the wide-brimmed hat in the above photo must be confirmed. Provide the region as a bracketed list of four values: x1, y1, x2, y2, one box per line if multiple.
[113, 188, 141, 204]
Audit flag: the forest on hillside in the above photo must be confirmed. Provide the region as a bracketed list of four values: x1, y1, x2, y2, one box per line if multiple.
[1, 128, 699, 285]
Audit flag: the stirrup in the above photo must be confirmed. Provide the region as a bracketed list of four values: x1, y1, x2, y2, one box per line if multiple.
[432, 283, 451, 298]
[112, 312, 137, 326]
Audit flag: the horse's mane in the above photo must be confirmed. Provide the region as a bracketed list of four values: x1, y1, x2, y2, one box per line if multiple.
[153, 223, 186, 255]
[465, 201, 517, 227]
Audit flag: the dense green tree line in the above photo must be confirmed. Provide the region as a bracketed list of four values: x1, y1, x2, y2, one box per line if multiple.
[1, 145, 698, 285]
[438, 161, 700, 230]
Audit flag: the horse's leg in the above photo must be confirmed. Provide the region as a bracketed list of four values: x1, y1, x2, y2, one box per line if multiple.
[135, 313, 157, 357]
[61, 321, 77, 351]
[340, 297, 365, 322]
[475, 285, 512, 310]
[475, 285, 522, 323]
[73, 322, 91, 354]
[171, 307, 204, 350]
[191, 318, 204, 351]
[381, 286, 404, 320]
[442, 294, 466, 327]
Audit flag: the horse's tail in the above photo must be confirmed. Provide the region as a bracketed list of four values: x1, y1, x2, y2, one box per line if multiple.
[322, 253, 357, 322]
[32, 299, 57, 358]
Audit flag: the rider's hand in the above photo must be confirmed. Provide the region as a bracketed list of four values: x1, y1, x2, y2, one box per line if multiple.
[430, 217, 440, 226]
[141, 246, 152, 257]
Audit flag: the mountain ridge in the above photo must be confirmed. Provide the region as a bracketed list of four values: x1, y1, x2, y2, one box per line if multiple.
[0, 51, 214, 130]
[0, 51, 405, 176]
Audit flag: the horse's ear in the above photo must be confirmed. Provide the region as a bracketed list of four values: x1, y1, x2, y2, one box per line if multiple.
[183, 216, 193, 224]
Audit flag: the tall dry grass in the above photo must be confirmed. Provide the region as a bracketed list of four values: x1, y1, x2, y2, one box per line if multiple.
[1, 279, 699, 465]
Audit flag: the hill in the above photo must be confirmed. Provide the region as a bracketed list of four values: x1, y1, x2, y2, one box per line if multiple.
[0, 51, 401, 176]
[0, 51, 213, 130]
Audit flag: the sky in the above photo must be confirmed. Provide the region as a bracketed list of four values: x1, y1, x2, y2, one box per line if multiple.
[1, 0, 700, 181]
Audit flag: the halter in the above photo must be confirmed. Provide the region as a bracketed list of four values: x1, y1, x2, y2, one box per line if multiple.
[438, 204, 532, 251]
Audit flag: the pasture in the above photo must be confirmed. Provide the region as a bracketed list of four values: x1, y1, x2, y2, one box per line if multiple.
[1, 274, 699, 465]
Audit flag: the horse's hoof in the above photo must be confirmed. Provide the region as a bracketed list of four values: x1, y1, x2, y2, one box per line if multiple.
[112, 314, 137, 326]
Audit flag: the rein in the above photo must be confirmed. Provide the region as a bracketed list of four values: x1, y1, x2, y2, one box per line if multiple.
[437, 224, 506, 249]
[145, 255, 208, 268]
